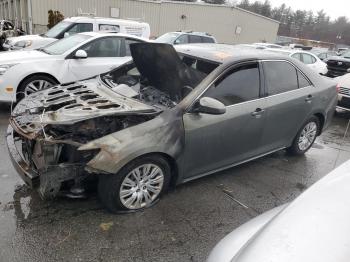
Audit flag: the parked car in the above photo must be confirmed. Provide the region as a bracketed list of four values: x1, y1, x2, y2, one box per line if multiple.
[335, 73, 350, 111]
[325, 50, 350, 77]
[266, 48, 328, 75]
[310, 49, 339, 61]
[0, 20, 17, 50]
[252, 42, 283, 49]
[7, 43, 337, 213]
[3, 16, 150, 51]
[207, 159, 350, 262]
[155, 31, 216, 45]
[0, 32, 147, 102]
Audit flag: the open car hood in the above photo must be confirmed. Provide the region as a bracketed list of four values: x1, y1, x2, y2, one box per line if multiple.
[130, 43, 206, 101]
[10, 79, 158, 138]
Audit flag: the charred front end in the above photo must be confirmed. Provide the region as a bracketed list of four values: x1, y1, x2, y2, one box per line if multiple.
[7, 81, 157, 199]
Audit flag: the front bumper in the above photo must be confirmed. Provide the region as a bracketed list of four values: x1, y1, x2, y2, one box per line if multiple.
[6, 125, 39, 188]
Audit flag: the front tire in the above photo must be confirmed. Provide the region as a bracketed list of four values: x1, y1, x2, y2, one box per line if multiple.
[17, 74, 57, 101]
[287, 116, 320, 155]
[98, 155, 171, 213]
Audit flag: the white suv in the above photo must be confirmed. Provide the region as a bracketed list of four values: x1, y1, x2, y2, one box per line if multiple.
[155, 31, 217, 45]
[4, 16, 150, 50]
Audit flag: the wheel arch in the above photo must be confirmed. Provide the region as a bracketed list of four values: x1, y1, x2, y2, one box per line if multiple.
[17, 72, 60, 91]
[313, 112, 325, 135]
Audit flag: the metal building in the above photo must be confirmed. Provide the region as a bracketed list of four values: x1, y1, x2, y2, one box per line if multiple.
[0, 0, 279, 44]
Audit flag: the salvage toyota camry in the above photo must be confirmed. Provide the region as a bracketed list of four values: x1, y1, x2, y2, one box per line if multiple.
[7, 43, 337, 213]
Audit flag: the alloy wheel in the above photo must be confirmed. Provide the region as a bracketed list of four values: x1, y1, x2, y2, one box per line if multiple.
[24, 80, 53, 97]
[119, 164, 164, 210]
[298, 122, 317, 151]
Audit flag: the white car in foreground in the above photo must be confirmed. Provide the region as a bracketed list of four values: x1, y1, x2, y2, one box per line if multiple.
[0, 32, 146, 102]
[266, 48, 328, 75]
[207, 160, 350, 262]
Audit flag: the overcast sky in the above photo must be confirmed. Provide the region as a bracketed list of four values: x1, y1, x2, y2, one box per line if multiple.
[267, 0, 350, 20]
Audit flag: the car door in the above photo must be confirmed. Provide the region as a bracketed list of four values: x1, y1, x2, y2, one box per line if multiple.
[67, 36, 133, 81]
[182, 62, 266, 179]
[260, 60, 314, 152]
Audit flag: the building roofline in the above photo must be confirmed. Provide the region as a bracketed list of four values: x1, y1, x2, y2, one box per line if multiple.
[134, 0, 279, 24]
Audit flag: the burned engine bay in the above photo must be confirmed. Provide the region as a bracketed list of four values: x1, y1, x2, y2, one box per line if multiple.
[8, 43, 219, 199]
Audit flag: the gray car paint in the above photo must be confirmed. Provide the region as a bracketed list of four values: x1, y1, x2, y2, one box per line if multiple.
[8, 44, 337, 194]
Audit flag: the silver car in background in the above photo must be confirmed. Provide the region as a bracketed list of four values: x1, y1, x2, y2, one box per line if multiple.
[207, 159, 350, 262]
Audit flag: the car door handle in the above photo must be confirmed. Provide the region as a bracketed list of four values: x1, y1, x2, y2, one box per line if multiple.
[251, 108, 265, 117]
[305, 95, 313, 103]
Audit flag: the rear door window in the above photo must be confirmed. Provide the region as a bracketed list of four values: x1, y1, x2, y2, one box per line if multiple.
[302, 53, 316, 64]
[188, 35, 202, 43]
[263, 61, 298, 95]
[297, 71, 311, 88]
[202, 36, 215, 43]
[291, 53, 302, 62]
[124, 38, 142, 56]
[204, 62, 260, 106]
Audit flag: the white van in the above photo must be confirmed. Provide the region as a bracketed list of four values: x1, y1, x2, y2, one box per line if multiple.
[3, 16, 150, 50]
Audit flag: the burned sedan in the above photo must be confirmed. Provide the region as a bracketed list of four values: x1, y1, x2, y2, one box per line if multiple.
[7, 43, 337, 212]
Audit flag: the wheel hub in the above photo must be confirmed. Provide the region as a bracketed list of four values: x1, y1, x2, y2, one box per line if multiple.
[119, 164, 164, 210]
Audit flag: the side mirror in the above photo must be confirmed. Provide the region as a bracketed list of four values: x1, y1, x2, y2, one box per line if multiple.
[64, 32, 70, 38]
[194, 97, 226, 115]
[74, 49, 88, 59]
[174, 39, 180, 45]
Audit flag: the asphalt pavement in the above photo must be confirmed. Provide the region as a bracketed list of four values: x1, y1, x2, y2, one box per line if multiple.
[0, 104, 350, 262]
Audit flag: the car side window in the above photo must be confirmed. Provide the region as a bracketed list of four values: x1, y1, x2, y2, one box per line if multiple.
[318, 53, 327, 60]
[297, 71, 311, 88]
[81, 37, 122, 57]
[291, 53, 302, 61]
[302, 53, 316, 64]
[263, 61, 298, 95]
[175, 35, 188, 44]
[188, 35, 202, 43]
[201, 36, 215, 43]
[66, 23, 93, 35]
[204, 63, 260, 106]
[124, 38, 142, 56]
[99, 24, 120, 32]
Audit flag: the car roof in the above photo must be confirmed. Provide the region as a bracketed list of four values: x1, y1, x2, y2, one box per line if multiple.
[175, 43, 287, 64]
[79, 31, 148, 42]
[170, 31, 214, 38]
[64, 17, 149, 27]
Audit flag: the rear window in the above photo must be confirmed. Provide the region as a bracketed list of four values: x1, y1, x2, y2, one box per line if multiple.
[263, 61, 298, 95]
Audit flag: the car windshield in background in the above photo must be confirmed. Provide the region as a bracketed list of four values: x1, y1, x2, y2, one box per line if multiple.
[155, 32, 180, 43]
[41, 34, 92, 55]
[44, 21, 73, 38]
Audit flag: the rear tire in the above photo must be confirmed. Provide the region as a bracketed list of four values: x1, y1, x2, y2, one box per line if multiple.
[287, 116, 320, 155]
[98, 155, 171, 213]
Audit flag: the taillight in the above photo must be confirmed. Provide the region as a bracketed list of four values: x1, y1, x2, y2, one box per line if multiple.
[336, 83, 340, 93]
